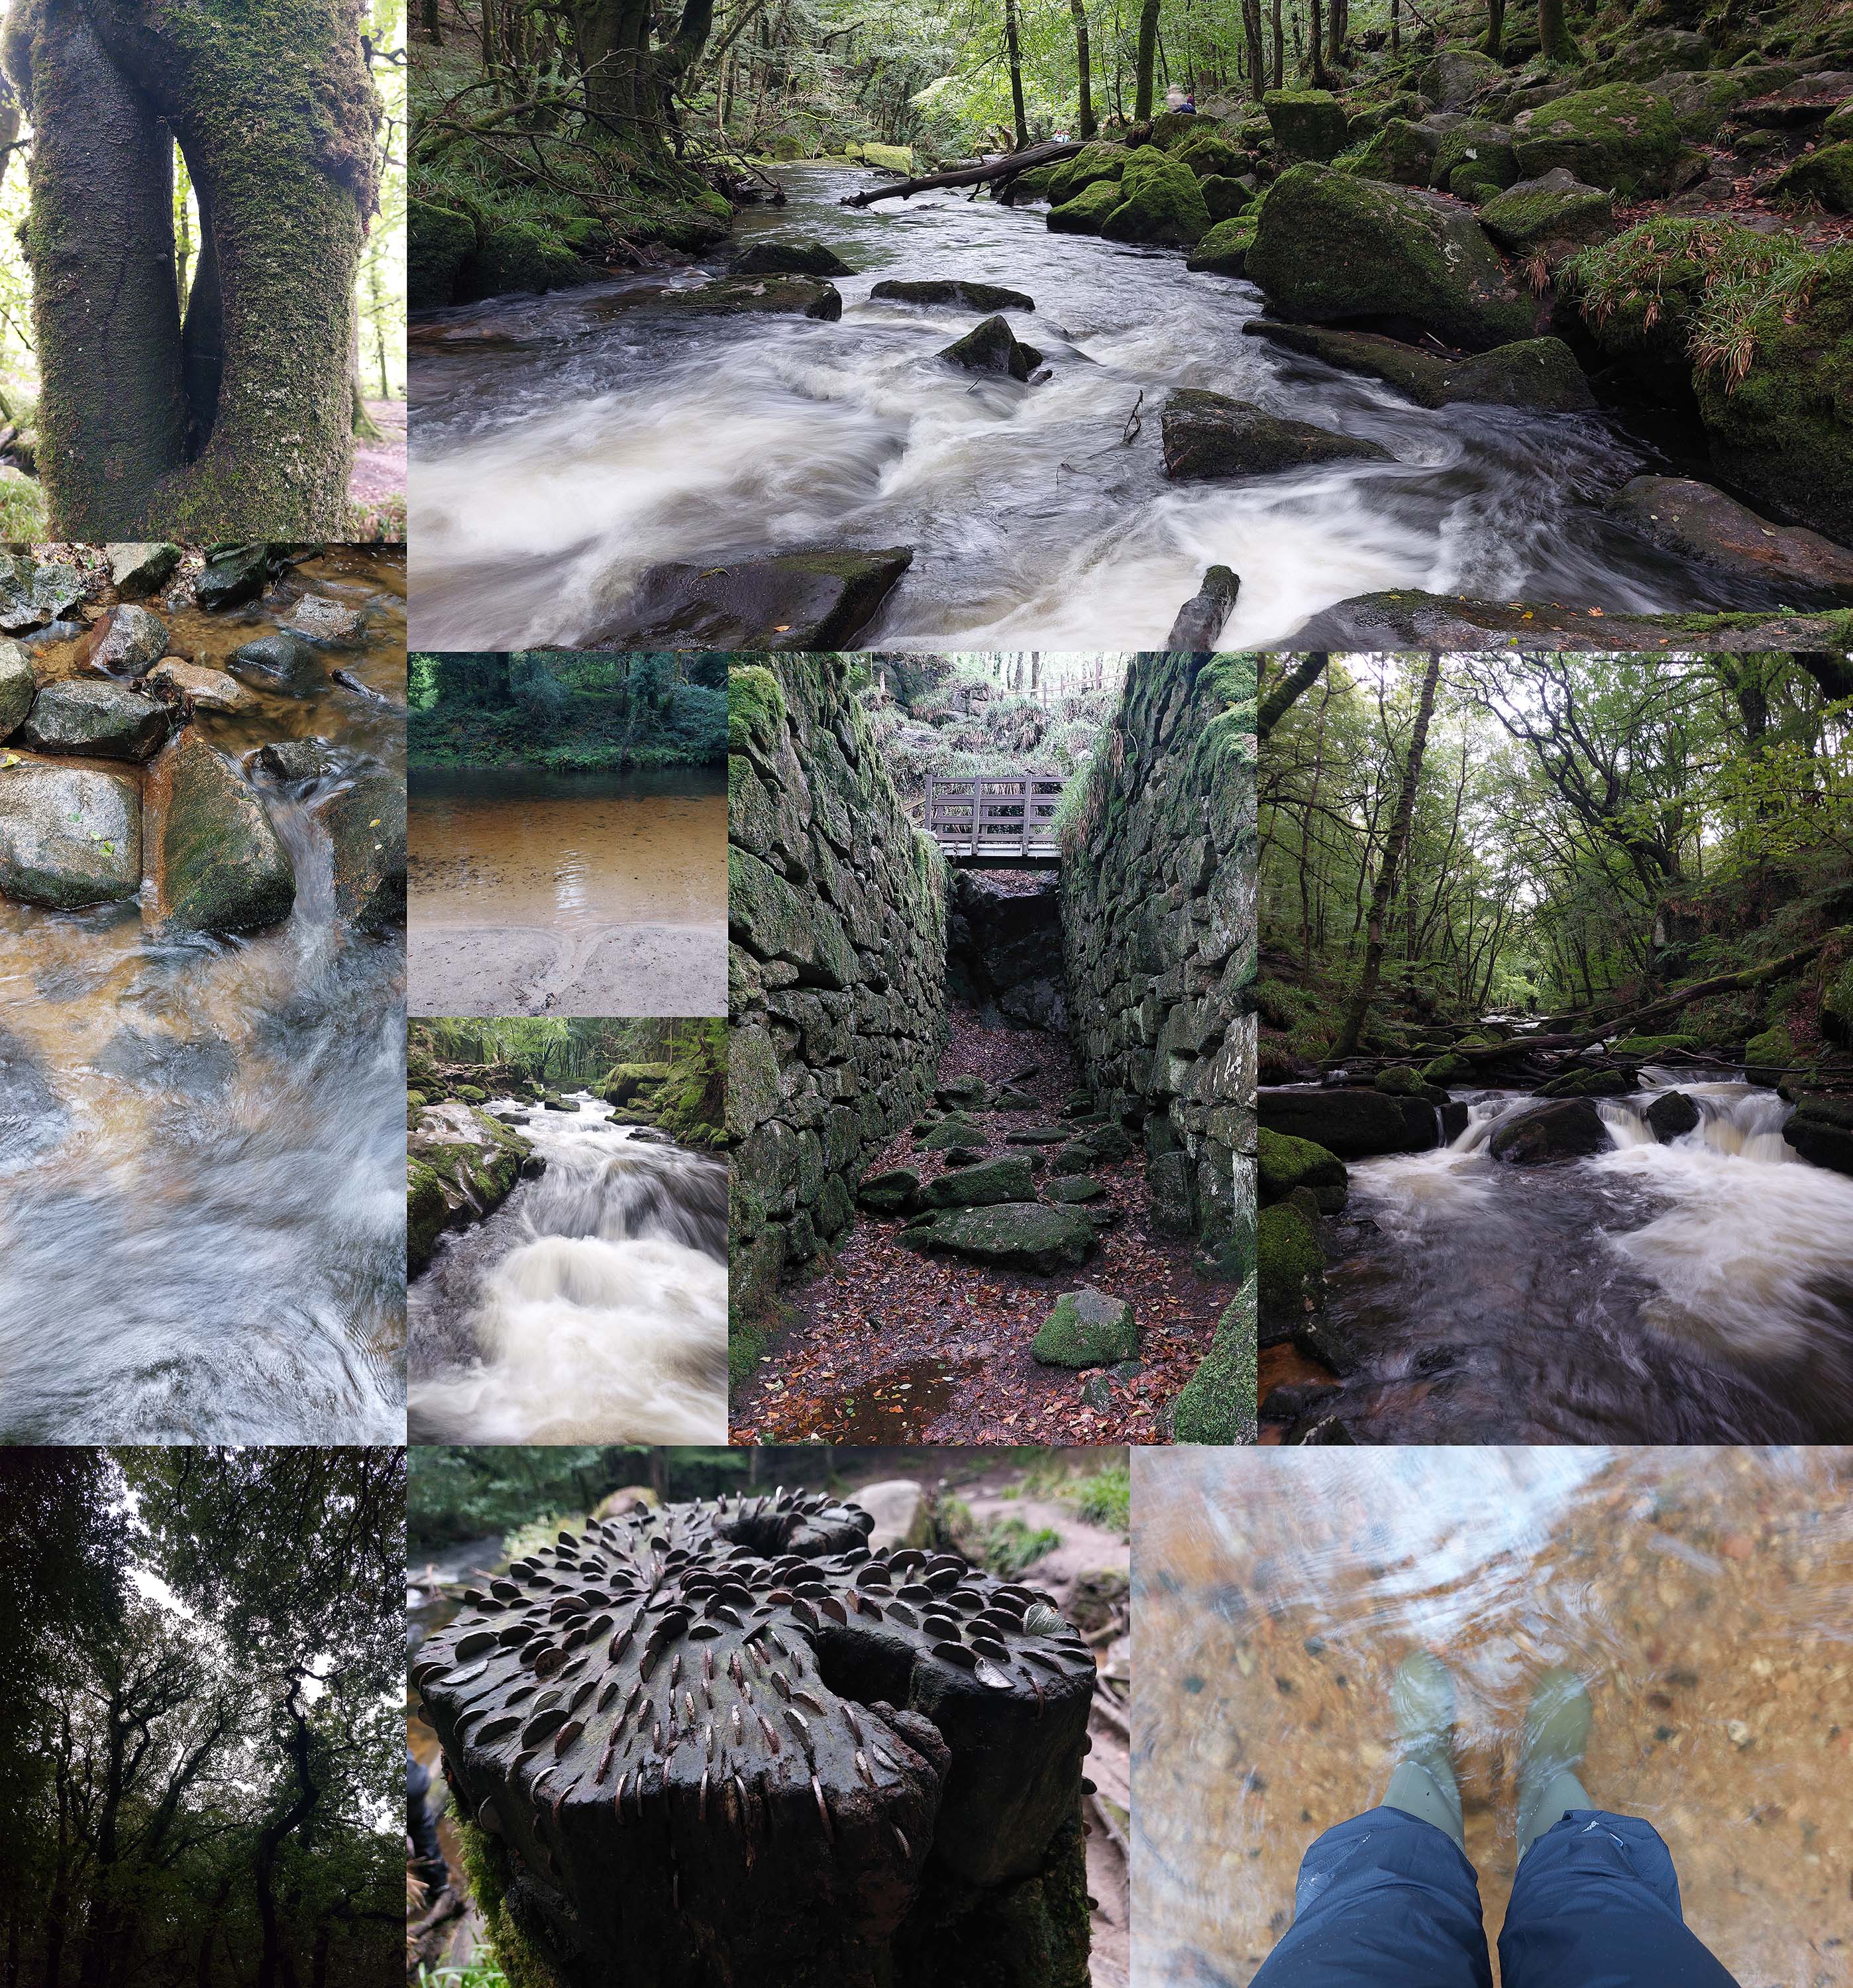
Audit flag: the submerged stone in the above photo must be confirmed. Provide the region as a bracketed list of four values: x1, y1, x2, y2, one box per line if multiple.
[144, 729, 296, 936]
[229, 632, 327, 693]
[19, 682, 169, 761]
[193, 545, 272, 611]
[0, 757, 142, 909]
[83, 605, 170, 679]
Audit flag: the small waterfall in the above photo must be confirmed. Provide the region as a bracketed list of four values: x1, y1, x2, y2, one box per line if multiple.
[408, 1097, 729, 1443]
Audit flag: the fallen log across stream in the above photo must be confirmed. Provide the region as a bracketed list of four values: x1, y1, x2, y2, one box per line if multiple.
[840, 139, 1084, 207]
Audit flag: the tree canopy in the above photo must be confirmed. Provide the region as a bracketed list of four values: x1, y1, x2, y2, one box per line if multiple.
[0, 1450, 403, 1988]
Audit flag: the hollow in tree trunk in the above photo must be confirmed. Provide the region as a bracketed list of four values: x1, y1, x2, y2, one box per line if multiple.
[1134, 0, 1162, 119]
[4, 0, 379, 537]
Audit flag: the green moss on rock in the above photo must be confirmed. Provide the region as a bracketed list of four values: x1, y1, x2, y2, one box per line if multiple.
[1745, 1021, 1795, 1084]
[1032, 1286, 1137, 1366]
[409, 198, 475, 310]
[1170, 1275, 1258, 1443]
[1257, 1201, 1324, 1343]
[1100, 146, 1212, 248]
[1511, 84, 1685, 195]
[1047, 176, 1126, 235]
[1257, 1127, 1348, 1211]
[1265, 89, 1351, 162]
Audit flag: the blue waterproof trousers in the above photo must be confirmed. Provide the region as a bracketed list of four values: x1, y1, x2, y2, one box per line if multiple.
[1249, 1805, 1741, 1988]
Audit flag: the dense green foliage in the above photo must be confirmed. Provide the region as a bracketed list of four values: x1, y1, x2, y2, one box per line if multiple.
[0, 1451, 401, 1988]
[1258, 653, 1853, 1072]
[409, 1016, 727, 1144]
[409, 651, 729, 767]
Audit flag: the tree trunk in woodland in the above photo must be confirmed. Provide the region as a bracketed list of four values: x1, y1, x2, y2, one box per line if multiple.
[1134, 0, 1162, 119]
[5, 0, 378, 536]
[1004, 0, 1028, 148]
[1070, 0, 1096, 137]
[1306, 0, 1327, 84]
[1334, 653, 1441, 1057]
[1483, 0, 1505, 60]
[1271, 0, 1284, 91]
[1537, 0, 1579, 62]
[1241, 0, 1266, 97]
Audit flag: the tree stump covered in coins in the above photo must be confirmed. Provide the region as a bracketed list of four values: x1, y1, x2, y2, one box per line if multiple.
[413, 1488, 1097, 1987]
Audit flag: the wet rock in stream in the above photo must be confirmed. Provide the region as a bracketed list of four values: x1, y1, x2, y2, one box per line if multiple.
[105, 542, 182, 599]
[0, 640, 34, 734]
[1487, 1096, 1615, 1164]
[937, 314, 1045, 380]
[19, 681, 170, 761]
[1291, 591, 1853, 651]
[596, 547, 913, 649]
[1645, 1089, 1701, 1141]
[734, 239, 855, 276]
[1244, 321, 1597, 413]
[1259, 1085, 1452, 1156]
[1606, 476, 1853, 601]
[193, 544, 274, 610]
[408, 1100, 538, 1276]
[231, 632, 329, 694]
[1161, 389, 1393, 480]
[314, 766, 409, 934]
[146, 661, 261, 714]
[0, 552, 85, 632]
[0, 757, 142, 909]
[253, 737, 350, 782]
[874, 277, 1035, 310]
[280, 594, 369, 643]
[144, 729, 296, 936]
[82, 605, 170, 678]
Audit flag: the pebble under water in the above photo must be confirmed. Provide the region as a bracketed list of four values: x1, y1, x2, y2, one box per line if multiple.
[407, 1096, 729, 1443]
[407, 164, 1780, 651]
[0, 551, 407, 1442]
[1310, 1076, 1853, 1444]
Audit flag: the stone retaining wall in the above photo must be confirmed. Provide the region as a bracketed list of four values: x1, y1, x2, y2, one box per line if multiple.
[727, 657, 950, 1321]
[1061, 652, 1257, 1284]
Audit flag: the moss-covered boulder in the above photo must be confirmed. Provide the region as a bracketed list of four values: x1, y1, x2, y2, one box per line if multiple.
[409, 199, 475, 311]
[900, 1201, 1095, 1272]
[857, 1166, 920, 1213]
[1047, 176, 1126, 235]
[1185, 215, 1259, 274]
[144, 730, 295, 936]
[1247, 164, 1537, 352]
[938, 315, 1044, 380]
[1772, 141, 1853, 213]
[1744, 1022, 1794, 1085]
[1432, 123, 1520, 198]
[1199, 173, 1260, 222]
[1782, 1093, 1853, 1174]
[1032, 1287, 1137, 1367]
[859, 142, 914, 172]
[1592, 28, 1712, 86]
[1373, 1064, 1424, 1095]
[1047, 140, 1129, 205]
[1511, 85, 1685, 195]
[1257, 1201, 1324, 1345]
[1351, 117, 1452, 186]
[1422, 1052, 1474, 1084]
[1536, 1066, 1633, 1099]
[1257, 1127, 1348, 1211]
[917, 1114, 987, 1152]
[1489, 1097, 1613, 1162]
[1159, 388, 1391, 478]
[920, 1154, 1035, 1207]
[1171, 125, 1252, 180]
[602, 1060, 673, 1103]
[735, 240, 855, 276]
[1100, 146, 1212, 247]
[1477, 169, 1616, 260]
[1169, 1276, 1257, 1443]
[1264, 89, 1350, 162]
[1422, 48, 1501, 109]
[1611, 1033, 1699, 1056]
[464, 220, 586, 302]
[407, 1101, 537, 1277]
[1646, 64, 1801, 139]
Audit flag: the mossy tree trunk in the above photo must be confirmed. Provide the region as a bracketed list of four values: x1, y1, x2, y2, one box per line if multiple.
[1537, 0, 1581, 64]
[5, 0, 378, 537]
[1134, 0, 1161, 120]
[1069, 0, 1096, 137]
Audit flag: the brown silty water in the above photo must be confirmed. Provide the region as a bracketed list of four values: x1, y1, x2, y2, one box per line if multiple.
[1132, 1447, 1853, 1987]
[406, 767, 725, 1015]
[0, 548, 407, 1443]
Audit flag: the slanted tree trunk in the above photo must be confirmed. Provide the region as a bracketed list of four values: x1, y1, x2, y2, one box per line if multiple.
[7, 0, 378, 536]
[1134, 0, 1162, 119]
[1004, 0, 1029, 148]
[1334, 652, 1441, 1058]
[1069, 0, 1096, 137]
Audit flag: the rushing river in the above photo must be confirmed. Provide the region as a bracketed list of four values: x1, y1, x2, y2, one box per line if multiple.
[0, 550, 407, 1443]
[407, 1095, 729, 1443]
[1310, 1076, 1853, 1444]
[407, 163, 1776, 651]
[407, 765, 726, 1015]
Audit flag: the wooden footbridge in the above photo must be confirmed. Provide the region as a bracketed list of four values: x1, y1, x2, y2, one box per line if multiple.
[923, 772, 1064, 867]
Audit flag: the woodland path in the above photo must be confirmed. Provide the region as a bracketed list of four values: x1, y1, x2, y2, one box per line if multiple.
[730, 1004, 1230, 1445]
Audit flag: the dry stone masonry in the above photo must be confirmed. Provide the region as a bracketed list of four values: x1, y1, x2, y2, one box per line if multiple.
[1061, 653, 1257, 1437]
[413, 1489, 1094, 1987]
[727, 658, 951, 1317]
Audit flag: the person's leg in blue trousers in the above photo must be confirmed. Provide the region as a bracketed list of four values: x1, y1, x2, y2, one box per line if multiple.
[1249, 1660, 1743, 1988]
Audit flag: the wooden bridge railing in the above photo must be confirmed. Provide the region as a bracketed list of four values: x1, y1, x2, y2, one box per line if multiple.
[925, 771, 1065, 858]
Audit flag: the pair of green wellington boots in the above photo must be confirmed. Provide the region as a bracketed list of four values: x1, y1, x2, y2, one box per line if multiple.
[1384, 1652, 1593, 1859]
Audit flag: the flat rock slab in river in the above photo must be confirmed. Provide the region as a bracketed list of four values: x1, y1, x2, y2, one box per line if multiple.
[1291, 589, 1853, 651]
[1161, 389, 1393, 480]
[1244, 321, 1597, 413]
[594, 547, 913, 649]
[0, 754, 142, 909]
[146, 661, 261, 714]
[1607, 475, 1853, 602]
[144, 729, 296, 936]
[588, 274, 843, 321]
[280, 594, 369, 643]
[874, 278, 1035, 311]
[19, 681, 170, 761]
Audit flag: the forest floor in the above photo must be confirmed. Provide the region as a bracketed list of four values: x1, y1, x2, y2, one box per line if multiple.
[731, 1006, 1230, 1446]
[351, 398, 406, 537]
